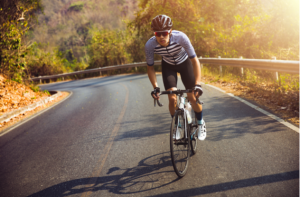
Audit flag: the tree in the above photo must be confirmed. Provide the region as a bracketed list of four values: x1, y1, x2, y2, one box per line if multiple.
[0, 0, 43, 81]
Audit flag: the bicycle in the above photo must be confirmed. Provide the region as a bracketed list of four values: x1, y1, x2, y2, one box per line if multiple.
[154, 89, 202, 178]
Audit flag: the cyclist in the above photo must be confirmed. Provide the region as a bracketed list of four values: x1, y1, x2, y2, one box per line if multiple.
[145, 14, 206, 140]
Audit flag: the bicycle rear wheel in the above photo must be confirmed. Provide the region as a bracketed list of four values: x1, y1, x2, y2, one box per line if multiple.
[170, 110, 190, 178]
[190, 108, 198, 154]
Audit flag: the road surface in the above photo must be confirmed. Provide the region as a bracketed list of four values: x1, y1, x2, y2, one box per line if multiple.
[0, 74, 298, 197]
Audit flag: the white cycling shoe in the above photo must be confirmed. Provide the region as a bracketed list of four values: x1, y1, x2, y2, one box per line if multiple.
[198, 120, 207, 141]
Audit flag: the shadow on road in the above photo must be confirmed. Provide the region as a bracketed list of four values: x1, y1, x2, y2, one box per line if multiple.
[27, 150, 299, 197]
[146, 170, 299, 197]
[28, 152, 179, 197]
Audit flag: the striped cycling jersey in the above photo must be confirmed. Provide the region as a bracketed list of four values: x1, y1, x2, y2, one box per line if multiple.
[145, 30, 196, 66]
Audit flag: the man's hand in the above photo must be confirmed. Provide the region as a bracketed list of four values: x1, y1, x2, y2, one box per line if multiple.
[151, 87, 160, 100]
[194, 85, 203, 98]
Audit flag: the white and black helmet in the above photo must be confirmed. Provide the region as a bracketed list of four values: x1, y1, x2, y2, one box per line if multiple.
[151, 14, 173, 31]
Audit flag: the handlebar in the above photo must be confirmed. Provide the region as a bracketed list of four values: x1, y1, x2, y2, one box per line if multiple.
[160, 89, 193, 95]
[153, 89, 202, 107]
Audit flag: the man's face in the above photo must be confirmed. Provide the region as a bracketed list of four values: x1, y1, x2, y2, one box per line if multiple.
[154, 29, 172, 47]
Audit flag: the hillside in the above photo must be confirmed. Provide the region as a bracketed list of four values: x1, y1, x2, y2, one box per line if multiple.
[30, 0, 138, 59]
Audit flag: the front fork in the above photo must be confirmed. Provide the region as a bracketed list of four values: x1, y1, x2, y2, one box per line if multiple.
[190, 124, 198, 140]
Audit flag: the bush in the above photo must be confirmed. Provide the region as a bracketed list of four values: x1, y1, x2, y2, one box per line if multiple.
[30, 85, 40, 92]
[68, 2, 84, 12]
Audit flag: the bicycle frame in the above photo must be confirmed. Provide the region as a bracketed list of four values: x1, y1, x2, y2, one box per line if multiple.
[178, 95, 188, 139]
[154, 89, 202, 140]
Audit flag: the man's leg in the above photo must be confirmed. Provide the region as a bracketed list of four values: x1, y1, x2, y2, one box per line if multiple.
[187, 93, 202, 113]
[161, 60, 178, 117]
[187, 93, 206, 140]
[168, 87, 178, 116]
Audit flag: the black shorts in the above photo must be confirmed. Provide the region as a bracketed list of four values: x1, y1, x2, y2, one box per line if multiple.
[162, 58, 195, 90]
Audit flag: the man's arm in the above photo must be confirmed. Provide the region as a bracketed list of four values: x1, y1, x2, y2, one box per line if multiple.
[190, 56, 201, 85]
[147, 65, 158, 88]
[190, 57, 202, 98]
[147, 65, 160, 99]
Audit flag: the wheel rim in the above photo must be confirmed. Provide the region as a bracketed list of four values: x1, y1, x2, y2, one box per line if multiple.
[190, 109, 197, 154]
[190, 125, 197, 153]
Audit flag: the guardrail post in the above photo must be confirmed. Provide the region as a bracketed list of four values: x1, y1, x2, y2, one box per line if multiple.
[39, 76, 41, 84]
[135, 67, 137, 71]
[218, 56, 222, 77]
[199, 56, 203, 68]
[272, 57, 280, 84]
[199, 56, 203, 76]
[239, 56, 244, 77]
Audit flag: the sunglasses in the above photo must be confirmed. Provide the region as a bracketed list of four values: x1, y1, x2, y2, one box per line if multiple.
[154, 30, 171, 37]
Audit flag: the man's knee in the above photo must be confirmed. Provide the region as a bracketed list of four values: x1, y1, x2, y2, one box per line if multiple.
[168, 94, 177, 106]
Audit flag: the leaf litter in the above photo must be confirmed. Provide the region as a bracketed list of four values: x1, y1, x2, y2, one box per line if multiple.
[0, 75, 69, 132]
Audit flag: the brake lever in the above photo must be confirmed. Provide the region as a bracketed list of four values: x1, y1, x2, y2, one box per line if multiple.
[154, 98, 163, 107]
[157, 99, 163, 107]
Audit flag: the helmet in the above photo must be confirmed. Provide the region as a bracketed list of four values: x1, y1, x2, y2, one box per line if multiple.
[151, 14, 173, 31]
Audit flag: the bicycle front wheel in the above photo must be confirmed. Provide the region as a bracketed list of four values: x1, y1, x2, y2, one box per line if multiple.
[170, 110, 190, 178]
[190, 108, 198, 154]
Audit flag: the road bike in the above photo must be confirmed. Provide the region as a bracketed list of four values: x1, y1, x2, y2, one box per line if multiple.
[154, 89, 202, 178]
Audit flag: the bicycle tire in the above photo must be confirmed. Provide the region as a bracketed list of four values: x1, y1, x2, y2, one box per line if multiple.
[190, 108, 198, 154]
[170, 110, 190, 178]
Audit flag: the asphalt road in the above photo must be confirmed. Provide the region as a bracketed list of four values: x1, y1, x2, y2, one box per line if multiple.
[0, 74, 298, 197]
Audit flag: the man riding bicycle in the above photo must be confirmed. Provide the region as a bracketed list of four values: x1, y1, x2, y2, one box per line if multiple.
[145, 14, 206, 140]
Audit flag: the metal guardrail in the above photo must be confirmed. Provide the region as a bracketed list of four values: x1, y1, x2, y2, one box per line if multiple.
[199, 57, 299, 74]
[30, 58, 299, 81]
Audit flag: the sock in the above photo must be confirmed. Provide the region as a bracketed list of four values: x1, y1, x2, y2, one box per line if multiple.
[195, 111, 203, 125]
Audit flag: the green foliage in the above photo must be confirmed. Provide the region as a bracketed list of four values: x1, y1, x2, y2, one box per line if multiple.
[26, 42, 69, 77]
[43, 90, 50, 95]
[279, 74, 299, 92]
[129, 0, 299, 60]
[12, 73, 23, 83]
[0, 0, 43, 78]
[87, 29, 132, 68]
[30, 85, 39, 92]
[68, 2, 84, 12]
[1, 0, 298, 85]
